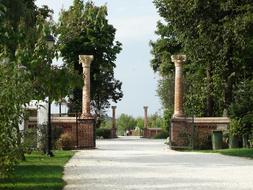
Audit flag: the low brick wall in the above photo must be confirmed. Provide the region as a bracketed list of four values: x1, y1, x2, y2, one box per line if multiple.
[144, 128, 163, 138]
[170, 117, 229, 149]
[27, 116, 95, 149]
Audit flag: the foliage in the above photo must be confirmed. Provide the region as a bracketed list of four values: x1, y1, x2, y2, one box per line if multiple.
[37, 124, 48, 153]
[57, 0, 123, 127]
[151, 0, 253, 118]
[136, 117, 144, 130]
[163, 108, 172, 132]
[0, 0, 56, 177]
[148, 113, 165, 129]
[100, 116, 113, 129]
[56, 133, 75, 150]
[153, 130, 169, 139]
[0, 151, 74, 190]
[96, 128, 111, 139]
[156, 74, 174, 111]
[229, 119, 241, 136]
[0, 58, 32, 178]
[200, 148, 253, 159]
[0, 0, 74, 177]
[22, 128, 38, 154]
[229, 79, 253, 136]
[117, 114, 136, 135]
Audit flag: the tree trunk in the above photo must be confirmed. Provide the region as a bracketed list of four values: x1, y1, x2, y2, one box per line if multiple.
[206, 62, 214, 116]
[59, 101, 62, 117]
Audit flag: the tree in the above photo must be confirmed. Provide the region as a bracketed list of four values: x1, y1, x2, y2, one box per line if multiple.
[136, 117, 144, 130]
[151, 0, 253, 118]
[57, 0, 123, 127]
[117, 114, 136, 135]
[0, 0, 75, 176]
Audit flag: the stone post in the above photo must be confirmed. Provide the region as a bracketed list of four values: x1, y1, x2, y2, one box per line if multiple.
[143, 106, 148, 137]
[171, 55, 186, 117]
[79, 55, 93, 118]
[77, 55, 95, 149]
[111, 106, 117, 138]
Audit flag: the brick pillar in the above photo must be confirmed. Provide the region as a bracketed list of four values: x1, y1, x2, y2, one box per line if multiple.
[78, 55, 95, 149]
[111, 106, 117, 138]
[143, 106, 148, 138]
[170, 55, 187, 148]
[171, 55, 186, 118]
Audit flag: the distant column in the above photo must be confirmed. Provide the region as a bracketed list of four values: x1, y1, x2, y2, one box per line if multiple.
[111, 106, 117, 138]
[143, 106, 148, 129]
[171, 55, 186, 117]
[79, 55, 94, 118]
[112, 106, 117, 129]
[143, 106, 148, 138]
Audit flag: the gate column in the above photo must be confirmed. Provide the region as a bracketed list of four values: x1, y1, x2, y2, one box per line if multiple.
[78, 55, 96, 149]
[143, 106, 148, 138]
[111, 106, 117, 138]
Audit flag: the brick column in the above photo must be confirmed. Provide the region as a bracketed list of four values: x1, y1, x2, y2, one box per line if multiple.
[143, 106, 148, 138]
[78, 55, 95, 149]
[111, 106, 117, 138]
[170, 55, 187, 149]
[171, 55, 186, 118]
[79, 55, 93, 118]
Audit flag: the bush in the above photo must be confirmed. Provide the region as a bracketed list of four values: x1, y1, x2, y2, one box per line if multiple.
[37, 124, 47, 154]
[229, 119, 241, 136]
[56, 133, 74, 150]
[154, 130, 169, 139]
[22, 128, 38, 154]
[52, 126, 64, 149]
[96, 128, 111, 139]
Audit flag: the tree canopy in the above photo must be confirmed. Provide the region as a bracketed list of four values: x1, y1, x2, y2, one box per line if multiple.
[57, 0, 123, 126]
[0, 0, 74, 177]
[151, 0, 253, 117]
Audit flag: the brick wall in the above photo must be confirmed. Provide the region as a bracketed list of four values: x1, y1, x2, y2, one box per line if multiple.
[143, 128, 163, 138]
[28, 117, 96, 149]
[170, 117, 230, 149]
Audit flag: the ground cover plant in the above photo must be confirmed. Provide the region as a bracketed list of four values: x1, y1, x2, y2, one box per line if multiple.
[0, 151, 74, 190]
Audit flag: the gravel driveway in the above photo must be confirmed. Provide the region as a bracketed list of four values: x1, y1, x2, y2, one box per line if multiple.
[63, 136, 253, 190]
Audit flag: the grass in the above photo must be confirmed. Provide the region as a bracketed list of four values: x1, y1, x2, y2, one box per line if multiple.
[0, 151, 74, 190]
[200, 148, 253, 159]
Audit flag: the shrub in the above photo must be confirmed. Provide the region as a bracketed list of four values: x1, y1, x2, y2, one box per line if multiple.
[229, 119, 241, 136]
[154, 130, 169, 139]
[96, 128, 111, 139]
[52, 126, 64, 149]
[197, 134, 212, 150]
[37, 124, 48, 154]
[56, 133, 74, 150]
[22, 128, 38, 154]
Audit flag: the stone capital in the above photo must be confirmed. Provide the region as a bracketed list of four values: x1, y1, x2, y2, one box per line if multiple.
[171, 55, 186, 66]
[111, 106, 117, 110]
[79, 55, 94, 68]
[143, 106, 148, 110]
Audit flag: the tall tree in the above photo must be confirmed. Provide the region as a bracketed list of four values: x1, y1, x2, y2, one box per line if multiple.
[57, 0, 123, 127]
[151, 0, 253, 118]
[0, 0, 74, 176]
[117, 114, 136, 135]
[58, 0, 123, 126]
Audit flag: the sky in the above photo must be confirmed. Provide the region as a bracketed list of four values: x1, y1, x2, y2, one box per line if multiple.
[36, 0, 162, 118]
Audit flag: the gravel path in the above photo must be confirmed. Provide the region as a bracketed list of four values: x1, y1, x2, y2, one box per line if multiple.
[63, 136, 253, 190]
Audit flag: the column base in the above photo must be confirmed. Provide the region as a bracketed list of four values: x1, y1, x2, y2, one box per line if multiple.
[143, 128, 148, 138]
[170, 117, 188, 149]
[111, 128, 117, 138]
[77, 118, 96, 149]
[173, 113, 185, 118]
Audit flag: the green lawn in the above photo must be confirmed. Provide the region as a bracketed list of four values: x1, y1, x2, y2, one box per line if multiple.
[201, 148, 253, 159]
[0, 151, 74, 190]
